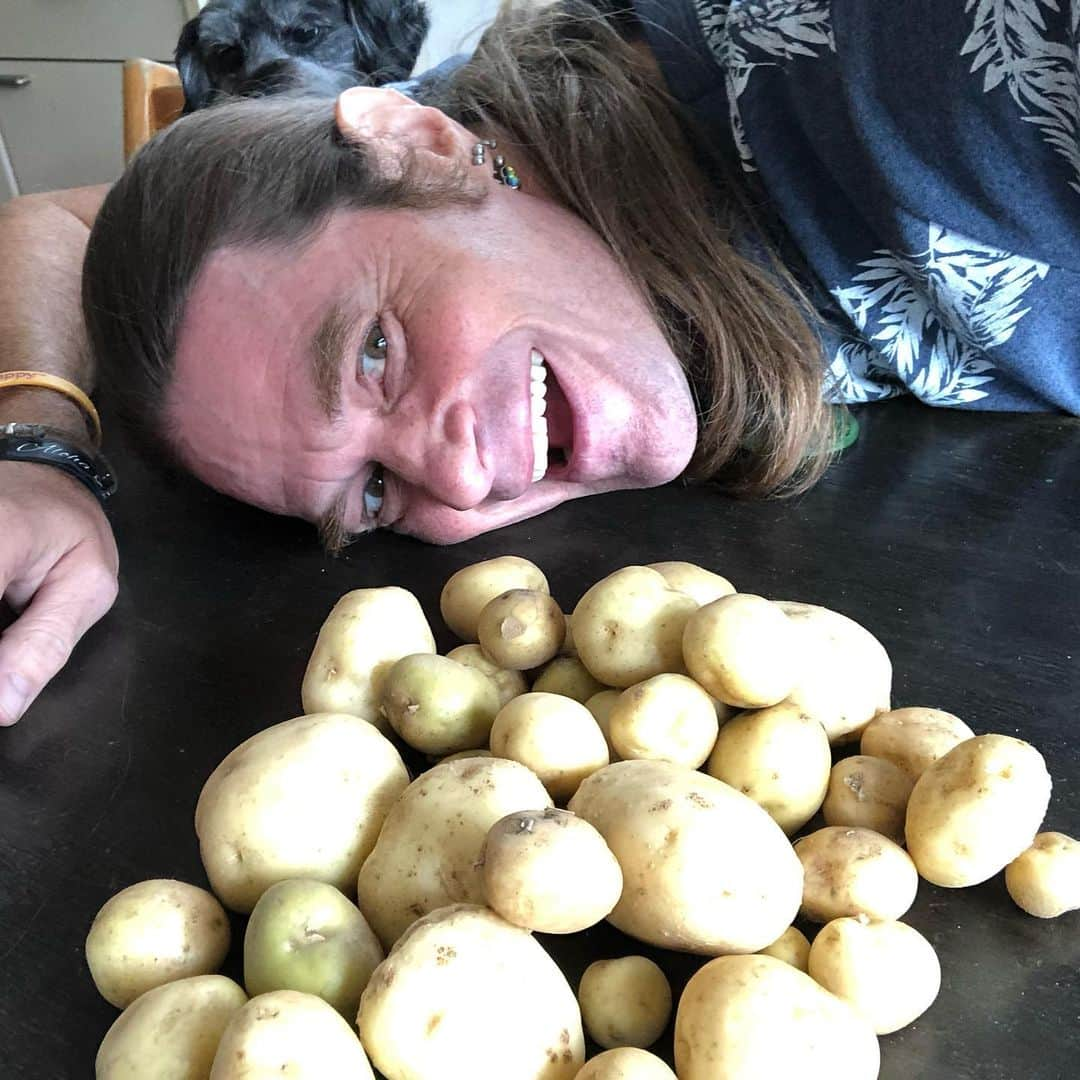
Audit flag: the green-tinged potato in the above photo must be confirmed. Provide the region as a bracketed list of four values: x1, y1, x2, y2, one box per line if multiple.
[447, 644, 529, 709]
[756, 926, 811, 973]
[608, 675, 718, 769]
[571, 567, 698, 688]
[682, 594, 798, 709]
[357, 757, 553, 948]
[674, 955, 880, 1080]
[490, 693, 610, 802]
[1005, 832, 1080, 918]
[481, 809, 622, 933]
[905, 734, 1052, 887]
[705, 703, 831, 835]
[578, 956, 672, 1050]
[532, 656, 608, 703]
[196, 714, 409, 913]
[440, 556, 549, 642]
[575, 1048, 677, 1080]
[807, 917, 941, 1035]
[210, 990, 374, 1079]
[822, 755, 914, 845]
[86, 879, 230, 1008]
[96, 975, 247, 1080]
[647, 562, 735, 607]
[478, 589, 567, 670]
[586, 691, 623, 761]
[380, 653, 501, 755]
[358, 905, 584, 1080]
[244, 880, 384, 1019]
[775, 602, 892, 744]
[301, 588, 436, 734]
[860, 707, 975, 780]
[795, 826, 918, 923]
[568, 761, 803, 954]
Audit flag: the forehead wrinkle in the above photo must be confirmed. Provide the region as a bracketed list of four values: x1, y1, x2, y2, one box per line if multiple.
[310, 302, 350, 419]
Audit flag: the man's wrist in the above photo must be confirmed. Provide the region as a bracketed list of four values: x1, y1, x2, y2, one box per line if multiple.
[0, 385, 93, 447]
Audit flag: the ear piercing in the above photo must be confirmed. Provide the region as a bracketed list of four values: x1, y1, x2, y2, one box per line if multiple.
[472, 139, 521, 190]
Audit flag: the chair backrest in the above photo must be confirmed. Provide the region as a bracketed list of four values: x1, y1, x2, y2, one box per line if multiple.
[123, 59, 185, 161]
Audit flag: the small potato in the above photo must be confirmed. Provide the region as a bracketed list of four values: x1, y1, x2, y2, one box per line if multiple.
[795, 826, 918, 923]
[682, 594, 799, 708]
[822, 755, 915, 845]
[807, 917, 941, 1035]
[586, 690, 623, 760]
[571, 567, 698, 688]
[440, 556, 549, 642]
[756, 926, 811, 973]
[860, 707, 975, 779]
[477, 588, 566, 670]
[481, 809, 622, 933]
[647, 561, 735, 607]
[578, 956, 672, 1050]
[1005, 832, 1080, 918]
[447, 644, 528, 709]
[575, 1048, 677, 1080]
[608, 675, 718, 769]
[532, 656, 608, 703]
[86, 879, 231, 1008]
[490, 693, 610, 802]
[706, 703, 831, 835]
[380, 653, 501, 755]
[905, 734, 1052, 887]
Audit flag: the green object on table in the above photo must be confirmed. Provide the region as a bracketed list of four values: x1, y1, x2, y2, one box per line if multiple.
[832, 409, 859, 452]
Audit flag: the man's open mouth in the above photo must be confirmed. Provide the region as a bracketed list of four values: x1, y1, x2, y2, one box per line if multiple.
[530, 348, 574, 483]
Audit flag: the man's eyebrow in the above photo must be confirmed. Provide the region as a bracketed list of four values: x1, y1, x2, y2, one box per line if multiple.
[309, 303, 352, 420]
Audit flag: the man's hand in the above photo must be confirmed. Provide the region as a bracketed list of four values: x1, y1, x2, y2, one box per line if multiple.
[0, 462, 118, 726]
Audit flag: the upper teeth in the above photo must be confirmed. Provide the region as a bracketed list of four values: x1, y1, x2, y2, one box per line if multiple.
[530, 349, 548, 483]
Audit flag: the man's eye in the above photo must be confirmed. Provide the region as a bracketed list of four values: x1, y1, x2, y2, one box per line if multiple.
[287, 25, 323, 46]
[359, 322, 388, 382]
[363, 465, 385, 521]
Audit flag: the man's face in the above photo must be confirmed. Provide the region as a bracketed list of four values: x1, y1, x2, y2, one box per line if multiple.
[166, 181, 699, 544]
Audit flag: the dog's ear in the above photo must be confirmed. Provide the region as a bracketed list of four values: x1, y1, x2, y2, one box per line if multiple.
[347, 0, 431, 84]
[175, 16, 214, 113]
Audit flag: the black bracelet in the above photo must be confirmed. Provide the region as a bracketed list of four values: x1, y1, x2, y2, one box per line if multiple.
[0, 424, 117, 506]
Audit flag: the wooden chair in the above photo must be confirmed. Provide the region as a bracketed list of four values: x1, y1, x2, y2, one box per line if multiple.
[122, 59, 185, 161]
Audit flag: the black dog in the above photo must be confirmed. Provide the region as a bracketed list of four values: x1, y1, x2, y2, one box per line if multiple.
[176, 0, 430, 112]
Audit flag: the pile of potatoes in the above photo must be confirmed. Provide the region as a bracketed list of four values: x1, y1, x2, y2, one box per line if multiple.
[85, 557, 1079, 1079]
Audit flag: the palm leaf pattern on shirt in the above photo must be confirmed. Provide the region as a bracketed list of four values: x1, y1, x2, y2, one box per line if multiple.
[961, 0, 1080, 193]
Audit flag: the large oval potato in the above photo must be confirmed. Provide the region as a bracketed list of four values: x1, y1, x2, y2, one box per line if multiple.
[674, 954, 880, 1080]
[358, 905, 584, 1080]
[822, 755, 915, 845]
[568, 761, 803, 954]
[301, 588, 436, 734]
[647, 562, 735, 607]
[860, 707, 974, 779]
[196, 714, 409, 913]
[578, 956, 672, 1050]
[440, 556, 549, 642]
[608, 674, 719, 769]
[357, 757, 553, 948]
[905, 734, 1052, 887]
[1005, 832, 1080, 918]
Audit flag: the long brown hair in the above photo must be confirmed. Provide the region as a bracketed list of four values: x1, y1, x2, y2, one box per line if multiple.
[83, 0, 834, 496]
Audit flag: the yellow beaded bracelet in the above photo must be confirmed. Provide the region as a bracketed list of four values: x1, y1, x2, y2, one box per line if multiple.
[0, 371, 102, 448]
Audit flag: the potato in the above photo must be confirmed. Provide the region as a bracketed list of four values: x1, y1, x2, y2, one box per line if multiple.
[358, 905, 584, 1080]
[447, 643, 529, 708]
[807, 917, 941, 1035]
[357, 757, 553, 948]
[608, 675, 718, 769]
[380, 653, 500, 755]
[244, 879, 384, 1019]
[490, 693, 610, 802]
[905, 734, 1052, 887]
[705, 702, 831, 835]
[568, 760, 803, 954]
[440, 556, 549, 642]
[96, 975, 247, 1080]
[647, 561, 735, 607]
[478, 589, 566, 670]
[586, 690, 622, 760]
[756, 925, 811, 973]
[578, 956, 672, 1050]
[822, 755, 915, 845]
[674, 954, 880, 1080]
[196, 714, 409, 913]
[210, 990, 374, 1079]
[441, 748, 494, 763]
[775, 602, 891, 744]
[682, 594, 799, 708]
[575, 1048, 677, 1080]
[1005, 832, 1080, 918]
[795, 826, 918, 923]
[86, 879, 230, 1008]
[571, 567, 698, 688]
[301, 587, 436, 734]
[860, 706, 975, 779]
[532, 656, 607, 703]
[561, 613, 577, 656]
[481, 809, 622, 933]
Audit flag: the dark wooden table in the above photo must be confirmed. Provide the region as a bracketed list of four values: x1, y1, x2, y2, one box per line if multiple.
[1, 398, 1077, 1079]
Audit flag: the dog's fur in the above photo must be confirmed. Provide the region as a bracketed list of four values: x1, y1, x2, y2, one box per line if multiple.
[176, 0, 430, 112]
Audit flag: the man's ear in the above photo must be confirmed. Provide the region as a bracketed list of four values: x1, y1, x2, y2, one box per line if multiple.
[335, 86, 467, 161]
[175, 16, 214, 114]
